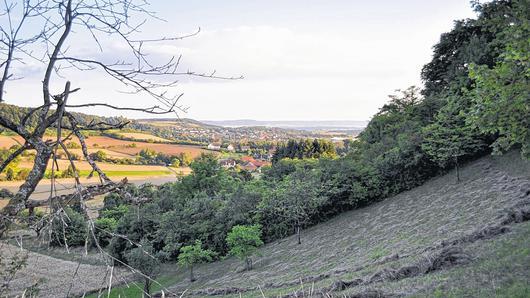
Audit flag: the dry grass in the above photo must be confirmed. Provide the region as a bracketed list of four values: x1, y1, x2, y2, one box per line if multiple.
[0, 242, 135, 298]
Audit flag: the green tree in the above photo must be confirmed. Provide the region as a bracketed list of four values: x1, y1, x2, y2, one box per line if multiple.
[0, 147, 21, 180]
[226, 225, 263, 271]
[89, 150, 107, 162]
[262, 170, 326, 244]
[177, 240, 216, 282]
[179, 152, 193, 167]
[93, 217, 118, 247]
[468, 3, 529, 158]
[170, 157, 181, 168]
[50, 207, 87, 247]
[124, 240, 161, 298]
[422, 97, 486, 182]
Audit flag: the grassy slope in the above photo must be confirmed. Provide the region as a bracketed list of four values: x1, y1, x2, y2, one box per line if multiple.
[101, 151, 530, 298]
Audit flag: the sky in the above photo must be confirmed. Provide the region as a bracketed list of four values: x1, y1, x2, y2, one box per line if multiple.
[2, 0, 480, 121]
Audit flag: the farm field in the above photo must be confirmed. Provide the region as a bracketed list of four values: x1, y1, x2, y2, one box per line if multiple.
[0, 174, 182, 209]
[115, 132, 172, 142]
[0, 132, 195, 209]
[17, 159, 177, 173]
[0, 135, 209, 158]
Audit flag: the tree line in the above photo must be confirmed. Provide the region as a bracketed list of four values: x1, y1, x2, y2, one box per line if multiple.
[272, 139, 337, 162]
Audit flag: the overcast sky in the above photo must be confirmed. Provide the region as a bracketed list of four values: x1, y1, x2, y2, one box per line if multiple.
[2, 1, 479, 121]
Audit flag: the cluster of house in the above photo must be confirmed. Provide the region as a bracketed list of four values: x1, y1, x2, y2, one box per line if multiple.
[219, 156, 271, 173]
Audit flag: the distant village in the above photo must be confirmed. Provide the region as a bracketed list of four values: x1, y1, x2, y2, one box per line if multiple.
[134, 119, 355, 145]
[206, 142, 275, 173]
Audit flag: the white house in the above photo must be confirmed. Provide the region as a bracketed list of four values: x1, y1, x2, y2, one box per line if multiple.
[226, 144, 235, 152]
[207, 143, 221, 150]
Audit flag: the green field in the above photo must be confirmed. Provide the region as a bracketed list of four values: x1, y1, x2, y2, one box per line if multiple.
[86, 274, 181, 298]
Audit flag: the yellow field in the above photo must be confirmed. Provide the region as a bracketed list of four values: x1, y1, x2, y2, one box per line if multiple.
[117, 132, 171, 142]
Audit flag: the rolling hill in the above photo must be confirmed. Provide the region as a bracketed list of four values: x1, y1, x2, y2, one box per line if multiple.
[131, 151, 529, 298]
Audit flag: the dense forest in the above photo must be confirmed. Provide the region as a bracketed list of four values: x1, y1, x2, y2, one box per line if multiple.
[14, 0, 529, 284]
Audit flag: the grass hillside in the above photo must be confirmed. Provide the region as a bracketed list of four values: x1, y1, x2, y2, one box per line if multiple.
[119, 151, 530, 298]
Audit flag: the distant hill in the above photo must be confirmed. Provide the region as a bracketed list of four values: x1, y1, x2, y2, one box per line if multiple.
[137, 118, 221, 129]
[0, 104, 356, 144]
[200, 119, 368, 131]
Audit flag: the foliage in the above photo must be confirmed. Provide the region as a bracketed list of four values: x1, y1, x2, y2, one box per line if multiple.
[65, 142, 81, 149]
[178, 240, 216, 281]
[226, 225, 263, 270]
[0, 146, 22, 181]
[422, 96, 487, 176]
[468, 3, 529, 157]
[89, 150, 107, 162]
[50, 207, 87, 247]
[100, 0, 529, 277]
[124, 239, 161, 297]
[135, 148, 193, 167]
[100, 205, 130, 222]
[272, 138, 336, 162]
[258, 170, 326, 243]
[93, 217, 118, 247]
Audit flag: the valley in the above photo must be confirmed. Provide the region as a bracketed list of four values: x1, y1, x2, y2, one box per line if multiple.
[0, 1, 527, 297]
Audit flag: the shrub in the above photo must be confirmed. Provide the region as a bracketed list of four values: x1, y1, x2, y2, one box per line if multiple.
[93, 217, 118, 247]
[50, 207, 87, 247]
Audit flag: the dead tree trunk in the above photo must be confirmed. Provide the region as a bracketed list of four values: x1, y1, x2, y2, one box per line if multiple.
[190, 265, 195, 282]
[0, 144, 52, 236]
[455, 155, 460, 183]
[245, 257, 253, 271]
[143, 278, 151, 298]
[296, 220, 301, 245]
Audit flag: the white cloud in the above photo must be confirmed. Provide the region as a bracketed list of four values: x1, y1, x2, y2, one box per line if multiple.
[2, 0, 478, 121]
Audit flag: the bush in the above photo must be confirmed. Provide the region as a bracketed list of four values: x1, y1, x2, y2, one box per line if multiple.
[50, 207, 87, 247]
[99, 205, 129, 221]
[5, 168, 15, 181]
[66, 142, 81, 149]
[93, 217, 118, 247]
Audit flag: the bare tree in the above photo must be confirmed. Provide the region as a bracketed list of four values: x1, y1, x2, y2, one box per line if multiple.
[0, 0, 240, 236]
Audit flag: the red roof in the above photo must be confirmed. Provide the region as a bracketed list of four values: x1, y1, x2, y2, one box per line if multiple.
[241, 162, 258, 171]
[240, 156, 256, 163]
[252, 160, 270, 167]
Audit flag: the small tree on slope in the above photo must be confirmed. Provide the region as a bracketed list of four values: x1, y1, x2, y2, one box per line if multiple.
[125, 240, 161, 298]
[178, 240, 216, 282]
[270, 170, 326, 244]
[226, 225, 264, 271]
